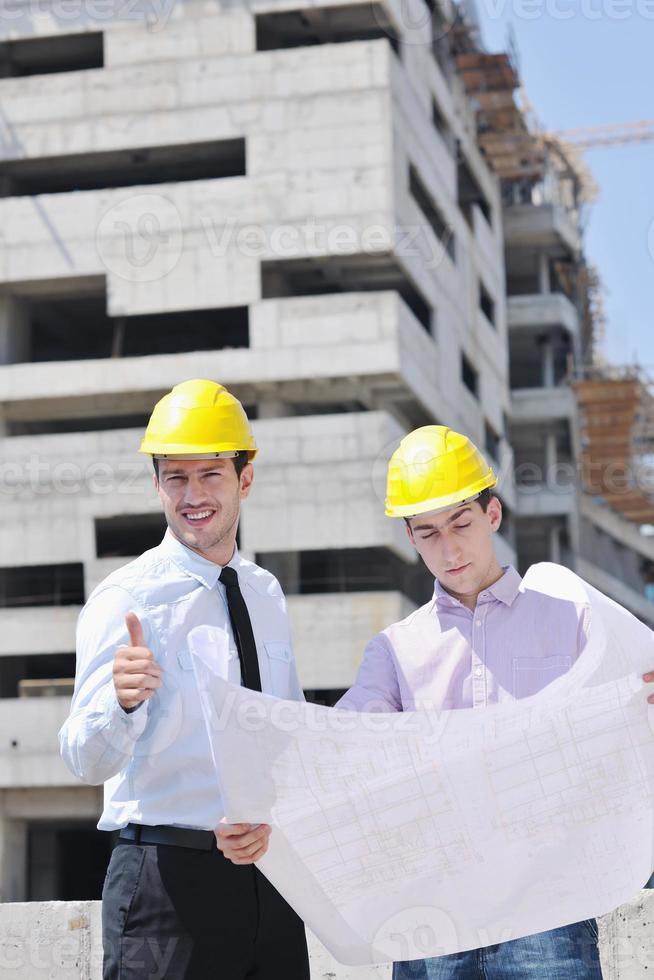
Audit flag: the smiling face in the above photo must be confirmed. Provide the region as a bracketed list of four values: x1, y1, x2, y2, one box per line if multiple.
[406, 495, 504, 608]
[154, 457, 253, 565]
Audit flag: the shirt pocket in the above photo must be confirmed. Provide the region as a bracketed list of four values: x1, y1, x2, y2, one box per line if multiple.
[265, 641, 292, 697]
[177, 641, 240, 718]
[512, 654, 573, 700]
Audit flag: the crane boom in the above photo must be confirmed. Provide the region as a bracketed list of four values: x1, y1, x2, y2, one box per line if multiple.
[550, 120, 654, 149]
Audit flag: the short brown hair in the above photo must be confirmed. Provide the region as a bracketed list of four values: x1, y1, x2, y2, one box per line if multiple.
[476, 487, 493, 512]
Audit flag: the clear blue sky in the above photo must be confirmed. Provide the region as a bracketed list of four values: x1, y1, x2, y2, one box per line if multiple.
[475, 5, 654, 368]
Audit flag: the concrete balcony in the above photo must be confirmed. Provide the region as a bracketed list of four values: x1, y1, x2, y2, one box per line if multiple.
[510, 386, 575, 423]
[508, 293, 579, 338]
[0, 607, 80, 657]
[0, 40, 392, 168]
[515, 485, 577, 518]
[0, 410, 416, 562]
[289, 590, 415, 690]
[0, 696, 75, 788]
[503, 203, 581, 256]
[0, 41, 396, 316]
[0, 292, 439, 427]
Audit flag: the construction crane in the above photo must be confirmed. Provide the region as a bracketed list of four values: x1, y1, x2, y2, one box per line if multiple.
[550, 119, 654, 149]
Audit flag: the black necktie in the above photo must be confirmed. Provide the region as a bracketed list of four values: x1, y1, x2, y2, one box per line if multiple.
[219, 566, 262, 692]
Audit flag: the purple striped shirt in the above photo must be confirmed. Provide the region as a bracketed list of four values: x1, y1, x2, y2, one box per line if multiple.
[337, 565, 591, 712]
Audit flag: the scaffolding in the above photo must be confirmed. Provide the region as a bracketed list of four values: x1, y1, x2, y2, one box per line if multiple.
[551, 260, 606, 364]
[451, 13, 650, 533]
[452, 40, 596, 204]
[572, 366, 654, 525]
[453, 50, 546, 181]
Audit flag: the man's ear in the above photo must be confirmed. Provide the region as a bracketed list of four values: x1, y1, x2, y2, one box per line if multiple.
[488, 496, 503, 532]
[152, 473, 159, 491]
[405, 519, 416, 546]
[239, 462, 254, 499]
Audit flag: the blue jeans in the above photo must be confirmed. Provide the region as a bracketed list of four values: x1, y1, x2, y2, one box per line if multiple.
[392, 919, 603, 980]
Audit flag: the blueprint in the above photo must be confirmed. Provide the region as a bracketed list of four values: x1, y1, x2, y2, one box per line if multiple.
[188, 562, 654, 965]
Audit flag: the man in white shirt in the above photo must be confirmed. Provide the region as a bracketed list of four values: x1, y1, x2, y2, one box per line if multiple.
[59, 379, 309, 980]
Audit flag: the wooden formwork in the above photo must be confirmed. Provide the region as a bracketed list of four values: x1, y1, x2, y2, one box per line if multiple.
[572, 372, 654, 524]
[453, 51, 545, 181]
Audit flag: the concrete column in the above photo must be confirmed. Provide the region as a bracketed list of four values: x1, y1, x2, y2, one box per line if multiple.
[545, 432, 558, 485]
[538, 252, 551, 294]
[0, 804, 27, 903]
[549, 524, 562, 564]
[0, 296, 31, 365]
[541, 336, 555, 387]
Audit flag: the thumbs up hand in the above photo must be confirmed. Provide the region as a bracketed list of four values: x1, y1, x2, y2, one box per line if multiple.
[113, 612, 162, 712]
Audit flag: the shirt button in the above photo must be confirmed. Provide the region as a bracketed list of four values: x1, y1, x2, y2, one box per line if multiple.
[474, 666, 483, 676]
[475, 620, 482, 626]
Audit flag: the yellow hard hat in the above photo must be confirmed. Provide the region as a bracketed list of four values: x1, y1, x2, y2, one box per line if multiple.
[385, 425, 497, 518]
[139, 379, 258, 460]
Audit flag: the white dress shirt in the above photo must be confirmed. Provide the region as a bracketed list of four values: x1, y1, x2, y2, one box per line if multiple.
[58, 529, 304, 831]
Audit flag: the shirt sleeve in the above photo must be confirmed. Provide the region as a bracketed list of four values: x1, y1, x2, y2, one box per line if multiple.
[58, 586, 154, 785]
[336, 633, 402, 712]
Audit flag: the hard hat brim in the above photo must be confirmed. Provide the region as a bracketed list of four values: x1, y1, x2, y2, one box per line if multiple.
[152, 451, 240, 460]
[140, 442, 257, 460]
[386, 473, 497, 518]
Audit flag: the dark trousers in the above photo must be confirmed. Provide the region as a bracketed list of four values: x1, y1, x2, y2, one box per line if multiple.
[102, 839, 310, 980]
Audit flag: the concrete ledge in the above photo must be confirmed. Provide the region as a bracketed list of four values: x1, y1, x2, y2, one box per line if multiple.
[508, 293, 579, 336]
[503, 202, 581, 254]
[515, 484, 577, 517]
[577, 557, 654, 627]
[510, 386, 575, 423]
[581, 497, 654, 564]
[1, 894, 654, 978]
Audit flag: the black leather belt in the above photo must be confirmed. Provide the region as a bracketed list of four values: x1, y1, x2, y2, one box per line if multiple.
[119, 822, 216, 850]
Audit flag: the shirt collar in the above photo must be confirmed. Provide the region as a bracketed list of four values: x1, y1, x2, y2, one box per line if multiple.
[433, 564, 522, 608]
[159, 527, 242, 590]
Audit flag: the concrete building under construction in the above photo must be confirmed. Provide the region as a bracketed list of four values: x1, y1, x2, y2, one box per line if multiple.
[0, 0, 653, 901]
